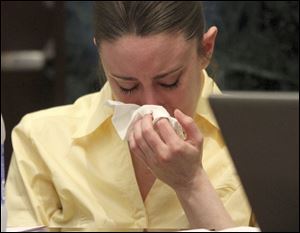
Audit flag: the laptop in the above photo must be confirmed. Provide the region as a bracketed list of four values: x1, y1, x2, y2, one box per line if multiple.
[208, 92, 299, 232]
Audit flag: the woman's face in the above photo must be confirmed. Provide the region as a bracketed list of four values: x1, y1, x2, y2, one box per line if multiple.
[100, 33, 206, 117]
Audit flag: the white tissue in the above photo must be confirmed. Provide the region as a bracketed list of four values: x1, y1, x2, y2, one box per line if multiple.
[106, 100, 185, 141]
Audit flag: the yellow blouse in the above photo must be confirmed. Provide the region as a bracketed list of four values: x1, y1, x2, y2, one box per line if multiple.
[6, 71, 253, 231]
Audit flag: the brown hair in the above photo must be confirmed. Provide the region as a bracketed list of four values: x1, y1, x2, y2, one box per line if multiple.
[93, 1, 206, 50]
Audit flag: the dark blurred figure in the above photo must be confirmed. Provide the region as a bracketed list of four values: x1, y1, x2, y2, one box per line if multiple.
[204, 1, 299, 91]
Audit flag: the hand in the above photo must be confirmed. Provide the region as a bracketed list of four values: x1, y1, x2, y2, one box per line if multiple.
[128, 109, 204, 191]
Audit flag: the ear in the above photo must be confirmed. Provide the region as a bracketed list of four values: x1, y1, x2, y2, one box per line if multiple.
[201, 26, 218, 68]
[93, 37, 97, 46]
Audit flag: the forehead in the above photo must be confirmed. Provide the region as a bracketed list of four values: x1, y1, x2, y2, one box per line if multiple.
[100, 33, 196, 76]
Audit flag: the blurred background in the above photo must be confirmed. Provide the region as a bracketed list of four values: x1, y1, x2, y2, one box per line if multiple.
[1, 1, 299, 175]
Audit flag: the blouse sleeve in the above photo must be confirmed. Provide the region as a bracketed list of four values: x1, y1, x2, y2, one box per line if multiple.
[6, 117, 61, 228]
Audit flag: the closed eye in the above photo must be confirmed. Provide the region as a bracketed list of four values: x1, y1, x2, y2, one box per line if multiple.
[158, 71, 181, 89]
[119, 84, 139, 94]
[159, 78, 180, 89]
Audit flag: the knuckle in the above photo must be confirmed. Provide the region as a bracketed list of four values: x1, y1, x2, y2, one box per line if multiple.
[134, 132, 143, 144]
[142, 125, 152, 138]
[130, 142, 139, 153]
[169, 142, 184, 155]
[185, 116, 194, 126]
[158, 154, 171, 164]
[147, 137, 157, 148]
[157, 118, 167, 128]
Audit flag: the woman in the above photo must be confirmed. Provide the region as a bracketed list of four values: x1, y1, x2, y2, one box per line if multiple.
[6, 2, 254, 231]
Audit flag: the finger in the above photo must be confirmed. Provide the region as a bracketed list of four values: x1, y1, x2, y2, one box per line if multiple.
[133, 118, 155, 157]
[128, 130, 150, 167]
[174, 109, 203, 146]
[128, 130, 145, 159]
[155, 118, 181, 146]
[141, 115, 167, 155]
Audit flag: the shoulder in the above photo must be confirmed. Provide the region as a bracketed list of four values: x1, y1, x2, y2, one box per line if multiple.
[13, 92, 99, 140]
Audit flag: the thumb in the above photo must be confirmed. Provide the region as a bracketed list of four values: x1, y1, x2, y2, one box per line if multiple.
[174, 109, 203, 146]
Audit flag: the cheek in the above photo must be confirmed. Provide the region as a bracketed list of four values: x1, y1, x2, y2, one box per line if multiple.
[108, 79, 119, 98]
[175, 86, 194, 115]
[173, 76, 201, 116]
[108, 78, 129, 101]
[158, 86, 190, 116]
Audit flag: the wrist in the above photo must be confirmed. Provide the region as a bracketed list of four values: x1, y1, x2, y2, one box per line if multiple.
[174, 168, 236, 230]
[174, 168, 208, 198]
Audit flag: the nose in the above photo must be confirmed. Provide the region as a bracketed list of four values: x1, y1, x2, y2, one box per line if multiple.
[141, 90, 160, 105]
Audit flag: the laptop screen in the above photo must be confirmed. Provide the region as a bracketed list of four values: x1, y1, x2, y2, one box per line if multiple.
[209, 92, 299, 232]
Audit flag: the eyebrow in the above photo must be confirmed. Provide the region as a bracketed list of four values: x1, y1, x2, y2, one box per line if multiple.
[111, 66, 183, 81]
